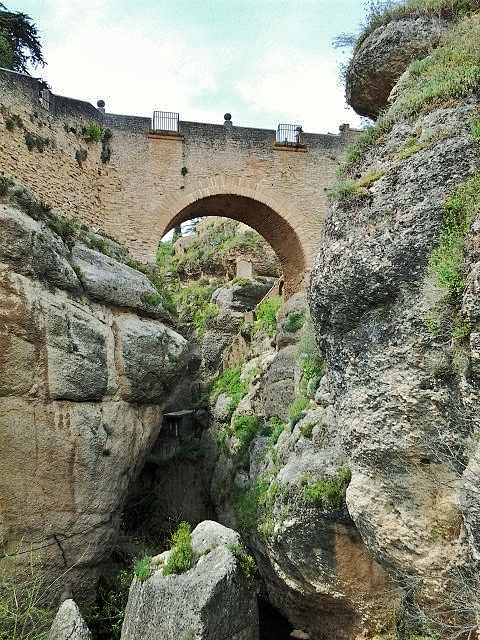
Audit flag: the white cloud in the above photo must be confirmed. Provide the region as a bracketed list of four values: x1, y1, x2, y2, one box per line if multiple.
[234, 48, 361, 133]
[42, 21, 218, 119]
[25, 0, 364, 131]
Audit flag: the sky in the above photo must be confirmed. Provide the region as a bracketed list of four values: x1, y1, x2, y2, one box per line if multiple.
[8, 0, 367, 134]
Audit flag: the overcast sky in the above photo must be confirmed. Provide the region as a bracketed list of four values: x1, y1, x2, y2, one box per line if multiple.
[9, 0, 366, 134]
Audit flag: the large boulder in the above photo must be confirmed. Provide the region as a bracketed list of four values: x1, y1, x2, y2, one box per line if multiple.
[72, 244, 172, 320]
[0, 205, 81, 293]
[345, 15, 449, 118]
[262, 345, 296, 422]
[48, 599, 92, 640]
[116, 316, 188, 403]
[212, 278, 275, 313]
[121, 521, 259, 640]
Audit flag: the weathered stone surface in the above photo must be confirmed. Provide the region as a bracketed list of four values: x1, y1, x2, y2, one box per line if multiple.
[0, 205, 81, 293]
[276, 292, 307, 348]
[48, 599, 92, 640]
[345, 15, 449, 118]
[0, 205, 188, 598]
[121, 521, 258, 640]
[310, 104, 479, 338]
[263, 345, 296, 421]
[212, 278, 274, 313]
[190, 519, 241, 552]
[201, 310, 243, 376]
[116, 316, 188, 403]
[72, 244, 171, 320]
[42, 297, 108, 401]
[308, 94, 480, 619]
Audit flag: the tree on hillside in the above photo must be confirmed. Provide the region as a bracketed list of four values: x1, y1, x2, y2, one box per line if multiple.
[0, 3, 44, 73]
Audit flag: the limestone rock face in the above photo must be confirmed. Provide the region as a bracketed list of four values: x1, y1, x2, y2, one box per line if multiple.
[0, 205, 81, 293]
[211, 278, 275, 313]
[262, 345, 296, 422]
[120, 521, 259, 640]
[309, 89, 480, 619]
[48, 599, 92, 640]
[116, 316, 188, 403]
[201, 310, 243, 376]
[0, 205, 189, 597]
[72, 244, 172, 320]
[345, 15, 448, 118]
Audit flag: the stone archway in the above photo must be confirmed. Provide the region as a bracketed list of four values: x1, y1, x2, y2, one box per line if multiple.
[152, 177, 313, 298]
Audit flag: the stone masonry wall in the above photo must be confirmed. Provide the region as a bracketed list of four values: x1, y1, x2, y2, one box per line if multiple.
[0, 68, 355, 292]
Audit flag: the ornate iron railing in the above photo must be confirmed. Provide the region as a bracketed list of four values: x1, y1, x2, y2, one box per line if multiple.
[276, 123, 303, 144]
[152, 110, 179, 132]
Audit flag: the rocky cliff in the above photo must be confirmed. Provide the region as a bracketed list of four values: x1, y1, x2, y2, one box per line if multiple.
[310, 6, 480, 637]
[0, 183, 189, 599]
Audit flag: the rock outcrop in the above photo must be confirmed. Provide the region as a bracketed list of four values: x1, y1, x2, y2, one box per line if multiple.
[120, 521, 259, 640]
[0, 201, 189, 598]
[309, 13, 480, 634]
[48, 599, 92, 640]
[345, 14, 449, 118]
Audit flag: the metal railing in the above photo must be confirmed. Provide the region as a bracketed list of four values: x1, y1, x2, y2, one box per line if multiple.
[276, 123, 303, 144]
[152, 110, 179, 132]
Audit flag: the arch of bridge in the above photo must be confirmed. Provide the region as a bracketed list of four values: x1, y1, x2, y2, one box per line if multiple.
[152, 176, 312, 297]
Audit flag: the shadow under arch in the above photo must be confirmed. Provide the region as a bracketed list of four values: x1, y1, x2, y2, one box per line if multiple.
[162, 194, 306, 299]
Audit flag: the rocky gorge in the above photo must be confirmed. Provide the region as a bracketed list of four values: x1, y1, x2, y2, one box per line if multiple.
[3, 2, 480, 639]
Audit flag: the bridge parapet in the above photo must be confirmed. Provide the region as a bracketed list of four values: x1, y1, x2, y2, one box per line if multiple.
[0, 67, 357, 296]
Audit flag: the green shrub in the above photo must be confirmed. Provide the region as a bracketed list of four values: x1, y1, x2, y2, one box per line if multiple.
[233, 487, 259, 529]
[4, 113, 22, 131]
[284, 309, 306, 333]
[75, 148, 87, 166]
[0, 557, 58, 640]
[156, 240, 174, 264]
[84, 122, 105, 142]
[428, 173, 477, 303]
[288, 395, 309, 429]
[133, 556, 152, 582]
[471, 119, 480, 143]
[193, 302, 218, 336]
[87, 236, 111, 256]
[302, 468, 351, 510]
[227, 544, 257, 587]
[299, 422, 314, 438]
[0, 173, 13, 197]
[211, 365, 248, 417]
[252, 296, 282, 339]
[24, 132, 49, 152]
[48, 217, 78, 247]
[231, 414, 264, 457]
[340, 113, 393, 173]
[85, 569, 132, 640]
[12, 188, 51, 221]
[162, 521, 193, 576]
[140, 293, 161, 307]
[326, 178, 361, 204]
[269, 418, 286, 445]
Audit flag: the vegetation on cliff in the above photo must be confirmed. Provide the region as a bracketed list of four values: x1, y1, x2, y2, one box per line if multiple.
[338, 3, 480, 176]
[353, 0, 480, 51]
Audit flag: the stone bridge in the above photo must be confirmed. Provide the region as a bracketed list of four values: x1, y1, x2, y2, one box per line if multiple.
[0, 68, 356, 297]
